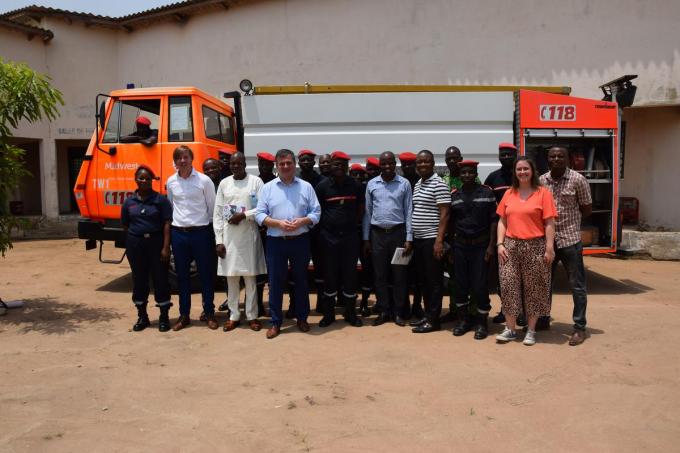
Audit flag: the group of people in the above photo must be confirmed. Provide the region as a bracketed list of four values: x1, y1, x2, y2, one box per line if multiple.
[121, 141, 592, 345]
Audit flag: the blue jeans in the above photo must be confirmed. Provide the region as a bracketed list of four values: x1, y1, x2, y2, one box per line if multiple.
[266, 234, 311, 326]
[552, 241, 588, 331]
[170, 226, 215, 317]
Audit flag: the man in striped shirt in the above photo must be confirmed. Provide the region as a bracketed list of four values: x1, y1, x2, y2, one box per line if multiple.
[410, 150, 451, 333]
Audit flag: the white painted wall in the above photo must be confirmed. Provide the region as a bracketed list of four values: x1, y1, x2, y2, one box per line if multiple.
[115, 0, 680, 106]
[2, 0, 680, 225]
[620, 106, 680, 229]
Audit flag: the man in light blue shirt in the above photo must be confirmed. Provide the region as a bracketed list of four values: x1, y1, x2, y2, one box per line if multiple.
[255, 149, 321, 339]
[363, 151, 413, 327]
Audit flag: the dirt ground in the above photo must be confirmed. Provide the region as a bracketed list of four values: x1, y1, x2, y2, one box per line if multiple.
[1, 239, 679, 452]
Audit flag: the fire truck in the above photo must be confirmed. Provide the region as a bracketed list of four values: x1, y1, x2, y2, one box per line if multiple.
[74, 82, 621, 266]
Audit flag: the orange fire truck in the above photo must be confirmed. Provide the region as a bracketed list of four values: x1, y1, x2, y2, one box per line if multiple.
[74, 83, 622, 263]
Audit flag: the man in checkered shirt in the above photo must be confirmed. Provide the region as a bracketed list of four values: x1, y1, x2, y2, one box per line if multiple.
[540, 145, 593, 346]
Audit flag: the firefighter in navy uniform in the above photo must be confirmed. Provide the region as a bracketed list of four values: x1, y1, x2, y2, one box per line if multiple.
[315, 151, 364, 327]
[449, 160, 497, 340]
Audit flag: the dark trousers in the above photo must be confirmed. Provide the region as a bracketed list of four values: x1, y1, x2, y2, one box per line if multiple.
[321, 231, 359, 316]
[413, 238, 444, 323]
[170, 226, 215, 316]
[126, 233, 171, 306]
[370, 225, 408, 317]
[359, 242, 374, 296]
[453, 244, 491, 314]
[552, 241, 588, 331]
[266, 234, 311, 326]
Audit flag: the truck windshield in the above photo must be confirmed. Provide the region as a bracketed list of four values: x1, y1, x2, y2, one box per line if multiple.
[102, 99, 161, 143]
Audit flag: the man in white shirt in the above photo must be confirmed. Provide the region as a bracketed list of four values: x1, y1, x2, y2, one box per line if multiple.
[166, 145, 218, 331]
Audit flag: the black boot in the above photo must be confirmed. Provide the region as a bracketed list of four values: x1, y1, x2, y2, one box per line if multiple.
[474, 314, 489, 340]
[343, 297, 363, 327]
[452, 307, 474, 336]
[158, 303, 172, 332]
[319, 295, 336, 328]
[133, 303, 151, 332]
[360, 290, 371, 317]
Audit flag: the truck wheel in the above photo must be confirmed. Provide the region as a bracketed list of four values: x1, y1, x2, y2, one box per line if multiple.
[168, 253, 200, 292]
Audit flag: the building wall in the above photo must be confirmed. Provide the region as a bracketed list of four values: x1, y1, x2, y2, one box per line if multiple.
[620, 106, 680, 229]
[2, 0, 680, 226]
[116, 0, 680, 106]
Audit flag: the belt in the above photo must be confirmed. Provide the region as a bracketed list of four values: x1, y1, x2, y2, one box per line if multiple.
[270, 233, 309, 241]
[371, 224, 405, 233]
[454, 234, 489, 246]
[171, 225, 209, 232]
[129, 231, 162, 239]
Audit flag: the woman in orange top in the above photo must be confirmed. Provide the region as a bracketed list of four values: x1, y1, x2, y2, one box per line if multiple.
[495, 157, 556, 346]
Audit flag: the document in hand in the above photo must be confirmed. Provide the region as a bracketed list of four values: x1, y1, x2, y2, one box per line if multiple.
[391, 247, 412, 265]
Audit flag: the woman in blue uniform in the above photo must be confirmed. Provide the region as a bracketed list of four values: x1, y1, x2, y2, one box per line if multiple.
[121, 165, 173, 332]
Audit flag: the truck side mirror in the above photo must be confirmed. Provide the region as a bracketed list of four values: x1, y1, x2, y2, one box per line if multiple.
[98, 101, 106, 130]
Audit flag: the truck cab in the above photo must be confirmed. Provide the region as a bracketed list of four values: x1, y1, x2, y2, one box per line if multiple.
[74, 87, 238, 252]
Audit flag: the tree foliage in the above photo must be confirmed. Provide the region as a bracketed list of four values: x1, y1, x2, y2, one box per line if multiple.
[0, 58, 63, 256]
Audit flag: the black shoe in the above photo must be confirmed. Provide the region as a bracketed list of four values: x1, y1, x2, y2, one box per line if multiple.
[474, 314, 489, 340]
[536, 316, 551, 331]
[453, 316, 474, 336]
[516, 314, 527, 327]
[412, 321, 440, 333]
[133, 304, 150, 332]
[394, 315, 407, 327]
[439, 311, 457, 324]
[492, 312, 505, 324]
[319, 315, 336, 328]
[344, 316, 363, 327]
[409, 317, 427, 327]
[372, 313, 391, 326]
[218, 300, 230, 312]
[158, 305, 172, 332]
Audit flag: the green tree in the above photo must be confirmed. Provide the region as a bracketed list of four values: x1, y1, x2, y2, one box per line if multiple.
[0, 58, 63, 256]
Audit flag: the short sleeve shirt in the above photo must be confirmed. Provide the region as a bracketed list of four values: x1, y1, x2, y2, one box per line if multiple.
[540, 168, 592, 248]
[121, 191, 172, 236]
[412, 174, 450, 239]
[497, 186, 557, 240]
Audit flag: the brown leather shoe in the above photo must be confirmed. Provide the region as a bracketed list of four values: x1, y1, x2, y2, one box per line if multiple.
[569, 330, 586, 346]
[297, 319, 310, 332]
[248, 320, 262, 331]
[266, 325, 281, 339]
[172, 315, 191, 331]
[223, 319, 240, 332]
[205, 315, 219, 330]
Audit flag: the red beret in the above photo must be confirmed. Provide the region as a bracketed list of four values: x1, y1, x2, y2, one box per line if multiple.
[459, 160, 479, 168]
[366, 157, 380, 167]
[298, 149, 316, 157]
[331, 151, 351, 161]
[135, 116, 151, 126]
[256, 152, 275, 162]
[499, 142, 518, 151]
[218, 148, 236, 156]
[399, 152, 417, 162]
[350, 163, 366, 172]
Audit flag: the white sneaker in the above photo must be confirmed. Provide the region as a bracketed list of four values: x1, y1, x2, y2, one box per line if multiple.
[523, 330, 536, 346]
[495, 327, 517, 343]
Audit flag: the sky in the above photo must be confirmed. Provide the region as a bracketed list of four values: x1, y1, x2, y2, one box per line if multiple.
[0, 0, 178, 17]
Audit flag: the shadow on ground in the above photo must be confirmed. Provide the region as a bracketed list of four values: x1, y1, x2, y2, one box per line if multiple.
[552, 267, 653, 295]
[0, 297, 123, 335]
